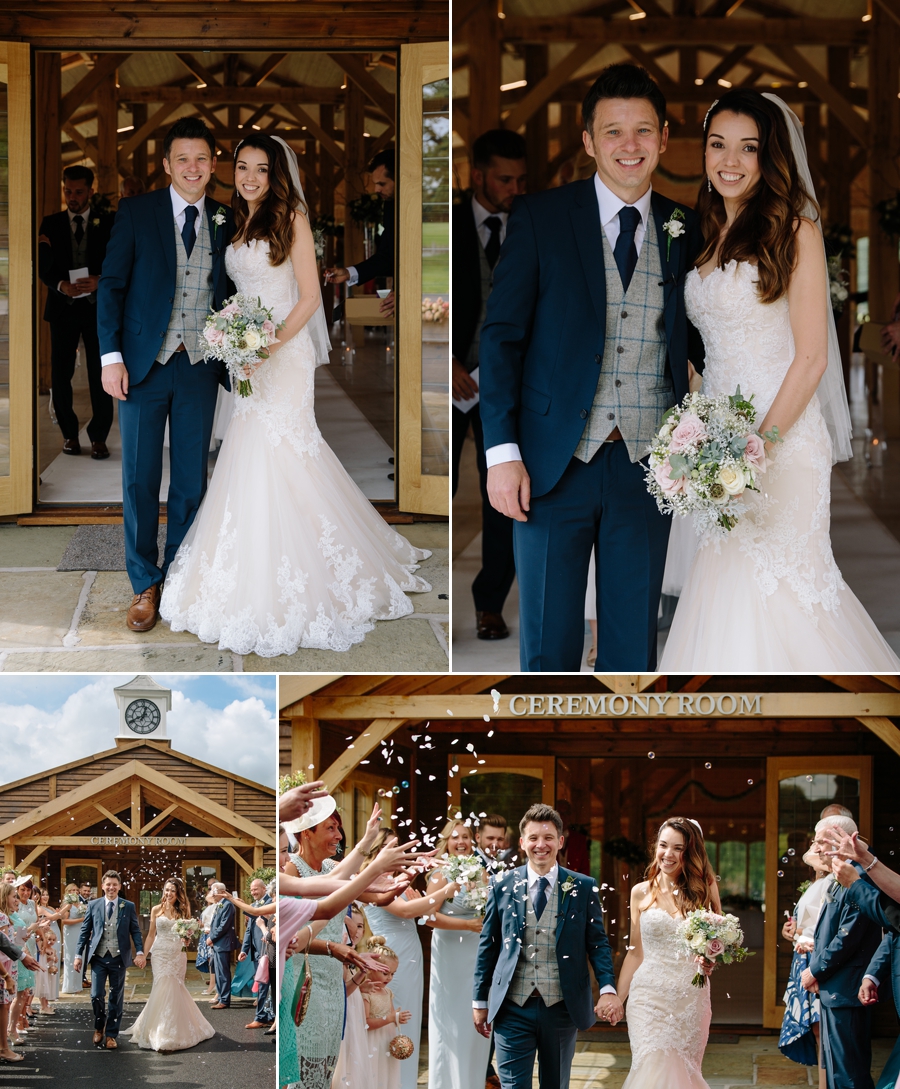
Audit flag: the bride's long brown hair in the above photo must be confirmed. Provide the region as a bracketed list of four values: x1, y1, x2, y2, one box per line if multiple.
[162, 877, 191, 919]
[645, 817, 717, 914]
[694, 89, 819, 305]
[232, 134, 307, 268]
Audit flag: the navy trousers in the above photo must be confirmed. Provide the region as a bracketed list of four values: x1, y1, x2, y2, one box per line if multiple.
[821, 1004, 875, 1089]
[493, 995, 578, 1089]
[118, 351, 220, 594]
[212, 946, 232, 1005]
[255, 975, 272, 1022]
[48, 301, 113, 442]
[90, 953, 126, 1038]
[514, 440, 670, 672]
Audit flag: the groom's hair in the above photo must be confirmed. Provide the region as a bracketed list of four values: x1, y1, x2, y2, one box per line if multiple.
[163, 117, 216, 161]
[582, 64, 667, 135]
[102, 870, 121, 883]
[519, 804, 563, 836]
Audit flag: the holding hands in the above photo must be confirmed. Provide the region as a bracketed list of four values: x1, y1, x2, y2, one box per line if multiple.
[595, 993, 625, 1026]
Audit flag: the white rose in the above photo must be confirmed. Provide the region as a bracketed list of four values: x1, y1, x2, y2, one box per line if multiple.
[243, 328, 261, 350]
[718, 465, 745, 495]
[667, 220, 686, 238]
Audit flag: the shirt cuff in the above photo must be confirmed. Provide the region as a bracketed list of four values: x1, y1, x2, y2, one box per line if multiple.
[57, 281, 67, 294]
[101, 353, 124, 367]
[485, 443, 523, 468]
[472, 1000, 488, 1009]
[599, 985, 617, 996]
[347, 266, 359, 287]
[863, 974, 880, 987]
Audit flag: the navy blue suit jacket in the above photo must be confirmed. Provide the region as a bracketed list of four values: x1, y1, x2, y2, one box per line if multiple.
[479, 179, 705, 498]
[97, 187, 234, 387]
[76, 897, 143, 968]
[473, 865, 615, 1029]
[809, 869, 884, 1008]
[209, 899, 240, 952]
[240, 894, 272, 958]
[38, 209, 115, 321]
[847, 877, 900, 1017]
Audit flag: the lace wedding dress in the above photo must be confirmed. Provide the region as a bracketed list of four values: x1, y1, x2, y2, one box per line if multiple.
[660, 260, 900, 670]
[622, 908, 710, 1089]
[122, 915, 215, 1052]
[160, 239, 432, 656]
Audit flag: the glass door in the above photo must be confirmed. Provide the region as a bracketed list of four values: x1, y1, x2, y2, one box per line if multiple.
[62, 858, 102, 898]
[398, 42, 449, 515]
[0, 42, 32, 515]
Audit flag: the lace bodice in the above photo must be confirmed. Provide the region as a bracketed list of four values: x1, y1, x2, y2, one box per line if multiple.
[149, 915, 188, 981]
[634, 908, 694, 984]
[226, 239, 300, 325]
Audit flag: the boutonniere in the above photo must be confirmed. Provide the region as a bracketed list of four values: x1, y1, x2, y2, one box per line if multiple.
[212, 206, 227, 239]
[662, 208, 686, 259]
[560, 875, 577, 903]
[118, 902, 125, 910]
[91, 217, 100, 228]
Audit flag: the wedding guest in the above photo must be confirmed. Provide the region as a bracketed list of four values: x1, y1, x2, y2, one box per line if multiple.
[207, 882, 239, 1010]
[78, 881, 92, 904]
[0, 883, 21, 1065]
[474, 814, 508, 871]
[324, 150, 395, 287]
[359, 935, 410, 1089]
[10, 878, 39, 1044]
[195, 890, 216, 995]
[332, 904, 371, 1087]
[453, 129, 527, 642]
[239, 878, 273, 1029]
[119, 175, 145, 200]
[60, 884, 87, 994]
[33, 889, 61, 1014]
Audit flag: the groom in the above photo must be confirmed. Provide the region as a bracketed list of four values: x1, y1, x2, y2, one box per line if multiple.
[98, 116, 234, 633]
[207, 881, 239, 1008]
[480, 63, 704, 671]
[473, 803, 622, 1089]
[73, 871, 144, 1050]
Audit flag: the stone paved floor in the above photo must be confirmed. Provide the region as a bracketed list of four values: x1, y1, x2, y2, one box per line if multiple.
[0, 521, 448, 672]
[415, 1034, 895, 1088]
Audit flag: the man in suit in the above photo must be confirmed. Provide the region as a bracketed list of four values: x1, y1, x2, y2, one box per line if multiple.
[239, 878, 273, 1028]
[480, 64, 704, 672]
[207, 881, 240, 1009]
[475, 813, 510, 872]
[324, 149, 395, 287]
[453, 130, 527, 642]
[73, 870, 145, 1050]
[802, 818, 883, 1089]
[38, 165, 115, 459]
[98, 117, 234, 633]
[473, 803, 622, 1088]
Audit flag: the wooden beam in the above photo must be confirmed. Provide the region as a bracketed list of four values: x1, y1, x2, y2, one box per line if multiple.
[857, 717, 900, 757]
[370, 124, 396, 157]
[60, 51, 128, 124]
[117, 85, 341, 105]
[620, 45, 676, 95]
[284, 104, 346, 165]
[16, 844, 49, 871]
[291, 718, 320, 779]
[593, 674, 661, 694]
[452, 101, 470, 144]
[279, 675, 344, 708]
[468, 0, 502, 137]
[331, 52, 396, 119]
[223, 846, 254, 876]
[500, 16, 866, 45]
[253, 845, 264, 871]
[62, 121, 99, 166]
[770, 45, 868, 147]
[138, 803, 178, 836]
[130, 780, 141, 838]
[94, 803, 133, 836]
[118, 101, 180, 160]
[175, 52, 219, 86]
[319, 719, 408, 793]
[14, 836, 259, 848]
[48, 775, 57, 800]
[523, 44, 549, 195]
[504, 42, 599, 133]
[700, 45, 752, 86]
[873, 0, 900, 30]
[94, 66, 119, 200]
[244, 52, 288, 87]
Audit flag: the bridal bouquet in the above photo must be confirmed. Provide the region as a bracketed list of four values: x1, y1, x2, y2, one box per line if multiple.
[645, 387, 779, 534]
[678, 909, 753, 987]
[201, 293, 284, 398]
[63, 892, 80, 906]
[173, 918, 202, 948]
[440, 854, 489, 917]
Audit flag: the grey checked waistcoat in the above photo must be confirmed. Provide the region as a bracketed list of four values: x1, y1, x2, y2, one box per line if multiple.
[574, 227, 673, 464]
[95, 902, 121, 958]
[507, 884, 563, 1007]
[157, 211, 215, 364]
[465, 240, 494, 373]
[70, 217, 88, 269]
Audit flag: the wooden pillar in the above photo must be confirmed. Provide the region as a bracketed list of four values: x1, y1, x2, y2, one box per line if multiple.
[131, 780, 141, 834]
[35, 53, 61, 394]
[468, 0, 501, 140]
[680, 48, 698, 131]
[867, 8, 900, 433]
[524, 45, 548, 195]
[803, 103, 823, 191]
[94, 67, 118, 204]
[827, 47, 852, 389]
[343, 76, 367, 269]
[291, 717, 321, 779]
[225, 54, 240, 140]
[320, 105, 336, 319]
[131, 102, 147, 183]
[4, 844, 15, 869]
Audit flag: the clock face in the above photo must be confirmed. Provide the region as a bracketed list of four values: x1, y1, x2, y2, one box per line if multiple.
[125, 699, 161, 734]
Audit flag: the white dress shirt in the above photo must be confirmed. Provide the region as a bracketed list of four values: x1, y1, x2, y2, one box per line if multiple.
[484, 174, 654, 468]
[472, 195, 509, 251]
[57, 207, 93, 293]
[101, 187, 206, 367]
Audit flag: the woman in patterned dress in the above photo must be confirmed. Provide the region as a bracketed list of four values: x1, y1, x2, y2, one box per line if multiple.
[0, 883, 22, 1064]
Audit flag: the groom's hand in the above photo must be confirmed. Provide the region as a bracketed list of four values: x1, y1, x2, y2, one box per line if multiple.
[134, 953, 146, 969]
[488, 461, 531, 522]
[473, 1008, 492, 1038]
[595, 994, 624, 1026]
[73, 956, 82, 973]
[101, 362, 130, 401]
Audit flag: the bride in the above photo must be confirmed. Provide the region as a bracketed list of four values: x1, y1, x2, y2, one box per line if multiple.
[160, 134, 431, 656]
[617, 817, 720, 1089]
[660, 90, 900, 670]
[123, 877, 214, 1052]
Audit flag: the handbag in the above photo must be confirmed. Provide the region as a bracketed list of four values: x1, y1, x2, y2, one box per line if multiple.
[389, 1012, 415, 1060]
[292, 925, 314, 1026]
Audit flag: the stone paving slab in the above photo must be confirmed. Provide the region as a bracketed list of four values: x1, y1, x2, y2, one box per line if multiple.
[0, 522, 76, 567]
[0, 570, 85, 647]
[1, 645, 233, 672]
[77, 571, 200, 645]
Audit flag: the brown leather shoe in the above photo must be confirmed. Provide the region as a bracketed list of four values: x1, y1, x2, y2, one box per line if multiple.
[210, 1002, 229, 1009]
[90, 441, 110, 460]
[127, 584, 161, 632]
[62, 438, 81, 455]
[105, 1036, 117, 1049]
[476, 611, 509, 640]
[245, 1020, 271, 1029]
[92, 1030, 104, 1046]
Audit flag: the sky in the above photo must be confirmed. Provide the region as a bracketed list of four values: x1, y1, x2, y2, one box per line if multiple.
[0, 674, 277, 787]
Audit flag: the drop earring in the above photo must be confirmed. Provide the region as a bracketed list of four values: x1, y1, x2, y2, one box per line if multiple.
[707, 176, 712, 192]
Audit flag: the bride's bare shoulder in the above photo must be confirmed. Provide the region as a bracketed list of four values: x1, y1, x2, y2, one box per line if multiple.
[631, 880, 651, 901]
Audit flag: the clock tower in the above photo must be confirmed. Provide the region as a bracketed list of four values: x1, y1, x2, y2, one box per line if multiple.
[114, 675, 172, 745]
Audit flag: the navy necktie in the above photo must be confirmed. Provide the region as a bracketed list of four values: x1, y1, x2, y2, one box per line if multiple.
[483, 216, 502, 269]
[534, 876, 550, 920]
[73, 215, 85, 245]
[613, 205, 641, 292]
[181, 204, 199, 258]
[107, 900, 114, 920]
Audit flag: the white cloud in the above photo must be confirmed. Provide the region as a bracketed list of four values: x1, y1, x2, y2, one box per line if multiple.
[168, 692, 275, 785]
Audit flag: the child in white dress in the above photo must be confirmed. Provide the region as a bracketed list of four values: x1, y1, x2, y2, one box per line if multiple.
[332, 905, 371, 1087]
[359, 936, 411, 1089]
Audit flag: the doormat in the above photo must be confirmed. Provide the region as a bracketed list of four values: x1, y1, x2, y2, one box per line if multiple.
[58, 524, 168, 571]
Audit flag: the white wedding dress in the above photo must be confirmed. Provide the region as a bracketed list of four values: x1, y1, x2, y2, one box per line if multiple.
[622, 908, 710, 1089]
[160, 239, 431, 656]
[660, 260, 900, 670]
[122, 915, 215, 1052]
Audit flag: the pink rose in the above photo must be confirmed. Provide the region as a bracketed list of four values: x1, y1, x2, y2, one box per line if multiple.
[654, 458, 685, 496]
[743, 432, 767, 472]
[670, 412, 708, 452]
[262, 319, 276, 336]
[706, 939, 724, 957]
[204, 326, 224, 345]
[221, 303, 239, 317]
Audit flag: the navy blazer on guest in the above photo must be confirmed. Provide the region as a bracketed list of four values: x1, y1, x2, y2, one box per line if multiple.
[473, 865, 615, 1029]
[809, 868, 884, 1008]
[76, 896, 143, 968]
[209, 899, 240, 952]
[240, 894, 272, 959]
[352, 198, 394, 284]
[97, 187, 234, 388]
[847, 876, 900, 1016]
[479, 179, 705, 499]
[38, 209, 115, 321]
